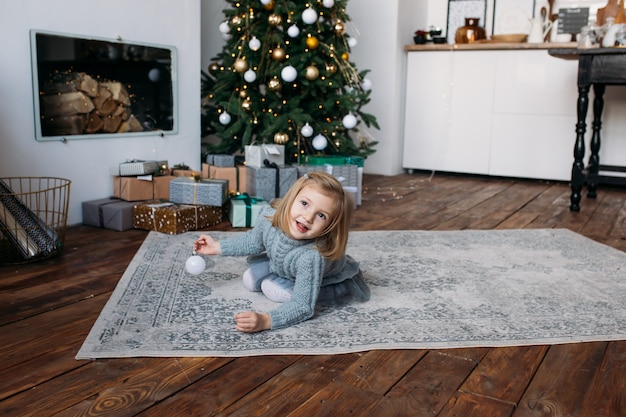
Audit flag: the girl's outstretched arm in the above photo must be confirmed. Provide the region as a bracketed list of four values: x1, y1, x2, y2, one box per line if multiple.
[193, 234, 222, 255]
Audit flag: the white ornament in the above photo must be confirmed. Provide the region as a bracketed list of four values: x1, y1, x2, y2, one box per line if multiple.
[219, 21, 230, 34]
[281, 65, 297, 82]
[301, 123, 313, 137]
[219, 112, 231, 125]
[260, 0, 271, 4]
[361, 78, 372, 91]
[323, 0, 335, 7]
[222, 33, 232, 41]
[287, 24, 300, 38]
[248, 36, 261, 51]
[342, 114, 357, 129]
[348, 37, 358, 48]
[185, 255, 206, 275]
[302, 8, 318, 25]
[244, 69, 257, 83]
[312, 134, 328, 150]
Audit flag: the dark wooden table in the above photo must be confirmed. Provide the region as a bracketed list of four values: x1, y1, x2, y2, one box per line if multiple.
[548, 47, 626, 211]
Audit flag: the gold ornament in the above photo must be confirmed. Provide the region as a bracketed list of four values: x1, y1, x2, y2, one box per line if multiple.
[334, 20, 346, 35]
[305, 36, 319, 49]
[274, 132, 289, 144]
[242, 99, 252, 111]
[268, 13, 282, 26]
[263, 0, 275, 10]
[268, 77, 282, 91]
[325, 63, 337, 74]
[233, 58, 248, 73]
[272, 47, 286, 61]
[341, 52, 349, 61]
[305, 65, 319, 80]
[208, 63, 219, 75]
[239, 89, 248, 99]
[231, 15, 243, 26]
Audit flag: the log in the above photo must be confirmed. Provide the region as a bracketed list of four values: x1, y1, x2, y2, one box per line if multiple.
[41, 92, 95, 117]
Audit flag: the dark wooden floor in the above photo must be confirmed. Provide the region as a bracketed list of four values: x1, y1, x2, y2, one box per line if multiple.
[1, 172, 625, 416]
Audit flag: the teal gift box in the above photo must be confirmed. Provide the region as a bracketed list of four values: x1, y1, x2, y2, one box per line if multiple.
[229, 195, 269, 227]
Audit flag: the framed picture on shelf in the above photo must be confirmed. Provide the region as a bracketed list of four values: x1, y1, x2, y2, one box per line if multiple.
[492, 0, 534, 35]
[447, 0, 488, 44]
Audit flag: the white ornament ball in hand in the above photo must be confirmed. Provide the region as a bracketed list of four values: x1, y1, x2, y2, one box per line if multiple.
[312, 134, 328, 150]
[185, 255, 206, 275]
[287, 24, 300, 38]
[248, 37, 261, 51]
[302, 8, 318, 24]
[219, 112, 231, 125]
[301, 123, 314, 137]
[342, 113, 357, 129]
[281, 65, 297, 82]
[244, 69, 257, 83]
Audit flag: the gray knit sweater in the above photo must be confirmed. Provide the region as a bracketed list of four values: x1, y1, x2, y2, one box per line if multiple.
[219, 206, 360, 329]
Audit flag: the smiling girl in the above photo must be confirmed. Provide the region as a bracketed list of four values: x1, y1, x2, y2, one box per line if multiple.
[193, 171, 370, 333]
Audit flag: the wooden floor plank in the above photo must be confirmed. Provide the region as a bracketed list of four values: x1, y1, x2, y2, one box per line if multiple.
[512, 342, 608, 417]
[578, 341, 626, 417]
[459, 345, 549, 405]
[217, 354, 362, 416]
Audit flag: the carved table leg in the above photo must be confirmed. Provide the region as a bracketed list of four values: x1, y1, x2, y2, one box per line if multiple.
[571, 84, 589, 212]
[587, 83, 605, 198]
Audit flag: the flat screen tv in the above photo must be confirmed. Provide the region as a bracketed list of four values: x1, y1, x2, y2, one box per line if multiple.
[30, 30, 178, 141]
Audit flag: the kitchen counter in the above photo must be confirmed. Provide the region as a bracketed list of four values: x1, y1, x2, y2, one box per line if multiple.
[405, 42, 577, 52]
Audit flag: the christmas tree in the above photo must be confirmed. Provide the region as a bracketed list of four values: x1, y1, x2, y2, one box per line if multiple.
[202, 0, 379, 164]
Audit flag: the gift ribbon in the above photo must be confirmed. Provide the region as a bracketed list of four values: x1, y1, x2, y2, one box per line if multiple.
[231, 193, 264, 227]
[263, 159, 280, 198]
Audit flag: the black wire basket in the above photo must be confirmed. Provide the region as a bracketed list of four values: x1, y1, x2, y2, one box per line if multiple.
[0, 177, 71, 264]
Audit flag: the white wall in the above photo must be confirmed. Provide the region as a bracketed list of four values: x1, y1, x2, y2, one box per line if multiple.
[0, 0, 201, 226]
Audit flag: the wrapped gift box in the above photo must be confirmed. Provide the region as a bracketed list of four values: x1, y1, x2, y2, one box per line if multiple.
[229, 196, 269, 227]
[205, 164, 250, 194]
[110, 160, 163, 176]
[246, 165, 297, 202]
[82, 197, 135, 231]
[133, 201, 224, 234]
[244, 144, 285, 168]
[171, 169, 201, 178]
[212, 154, 235, 167]
[297, 164, 361, 205]
[113, 177, 153, 201]
[113, 175, 174, 201]
[169, 177, 228, 206]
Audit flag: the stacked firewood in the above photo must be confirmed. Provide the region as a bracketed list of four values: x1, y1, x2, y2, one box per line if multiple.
[40, 71, 143, 136]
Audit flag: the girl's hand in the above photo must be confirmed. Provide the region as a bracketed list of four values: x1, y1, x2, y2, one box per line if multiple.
[234, 311, 271, 333]
[193, 234, 221, 255]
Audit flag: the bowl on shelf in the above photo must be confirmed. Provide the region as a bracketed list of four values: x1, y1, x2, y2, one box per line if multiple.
[490, 33, 528, 43]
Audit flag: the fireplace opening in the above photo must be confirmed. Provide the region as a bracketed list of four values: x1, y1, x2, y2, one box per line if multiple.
[30, 30, 178, 141]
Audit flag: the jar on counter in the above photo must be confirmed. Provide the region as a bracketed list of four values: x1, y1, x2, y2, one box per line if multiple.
[455, 17, 486, 44]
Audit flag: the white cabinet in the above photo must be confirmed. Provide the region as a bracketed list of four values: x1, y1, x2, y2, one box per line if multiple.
[402, 49, 581, 181]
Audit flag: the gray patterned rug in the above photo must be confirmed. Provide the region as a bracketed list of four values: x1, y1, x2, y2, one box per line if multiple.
[76, 229, 626, 359]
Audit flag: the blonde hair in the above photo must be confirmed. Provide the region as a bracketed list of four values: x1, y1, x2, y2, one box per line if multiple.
[271, 171, 353, 260]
